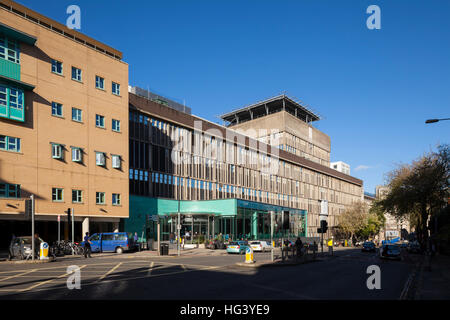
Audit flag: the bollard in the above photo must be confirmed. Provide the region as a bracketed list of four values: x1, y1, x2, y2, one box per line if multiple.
[40, 242, 49, 260]
[245, 246, 255, 264]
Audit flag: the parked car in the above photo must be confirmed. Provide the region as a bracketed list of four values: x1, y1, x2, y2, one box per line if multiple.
[379, 244, 401, 260]
[226, 241, 249, 254]
[205, 239, 226, 250]
[249, 240, 272, 252]
[8, 236, 44, 260]
[362, 241, 376, 252]
[82, 232, 137, 254]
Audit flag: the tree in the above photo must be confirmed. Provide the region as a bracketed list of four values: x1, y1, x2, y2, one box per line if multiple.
[378, 144, 449, 249]
[337, 201, 369, 243]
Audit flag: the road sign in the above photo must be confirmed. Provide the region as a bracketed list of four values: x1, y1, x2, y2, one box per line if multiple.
[177, 224, 181, 230]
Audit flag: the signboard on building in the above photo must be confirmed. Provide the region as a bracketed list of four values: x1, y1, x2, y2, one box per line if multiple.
[319, 200, 328, 221]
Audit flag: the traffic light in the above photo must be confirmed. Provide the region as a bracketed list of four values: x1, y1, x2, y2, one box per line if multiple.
[65, 208, 71, 225]
[320, 220, 328, 233]
[24, 199, 32, 220]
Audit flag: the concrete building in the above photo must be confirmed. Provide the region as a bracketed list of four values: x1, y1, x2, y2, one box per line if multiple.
[331, 161, 350, 176]
[124, 92, 363, 241]
[0, 0, 129, 246]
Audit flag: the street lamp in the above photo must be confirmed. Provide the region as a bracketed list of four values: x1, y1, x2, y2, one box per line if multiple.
[425, 118, 450, 124]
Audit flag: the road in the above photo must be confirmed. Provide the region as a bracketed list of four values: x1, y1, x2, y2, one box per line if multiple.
[0, 247, 414, 300]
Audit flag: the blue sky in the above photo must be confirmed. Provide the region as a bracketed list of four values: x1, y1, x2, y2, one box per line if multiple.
[18, 0, 449, 193]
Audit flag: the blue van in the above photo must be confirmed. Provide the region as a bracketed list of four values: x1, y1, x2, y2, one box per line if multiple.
[83, 232, 136, 254]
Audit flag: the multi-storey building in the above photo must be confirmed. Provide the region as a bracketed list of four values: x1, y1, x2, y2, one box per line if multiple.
[331, 161, 351, 176]
[125, 90, 363, 242]
[0, 0, 129, 246]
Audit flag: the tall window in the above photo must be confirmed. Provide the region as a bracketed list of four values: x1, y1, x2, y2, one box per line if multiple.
[71, 147, 82, 162]
[95, 76, 104, 90]
[0, 183, 20, 198]
[71, 66, 82, 82]
[96, 114, 105, 128]
[0, 135, 21, 152]
[112, 119, 120, 132]
[96, 192, 105, 204]
[52, 188, 64, 202]
[52, 143, 63, 159]
[51, 59, 63, 75]
[72, 108, 82, 122]
[96, 152, 106, 166]
[112, 193, 121, 205]
[112, 154, 121, 169]
[0, 36, 20, 63]
[72, 190, 83, 203]
[112, 82, 120, 95]
[51, 102, 63, 117]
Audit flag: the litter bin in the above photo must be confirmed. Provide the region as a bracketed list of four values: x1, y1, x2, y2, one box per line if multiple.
[160, 243, 169, 256]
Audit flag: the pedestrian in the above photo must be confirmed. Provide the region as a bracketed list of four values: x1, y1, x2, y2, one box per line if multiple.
[34, 233, 40, 259]
[169, 232, 174, 244]
[83, 232, 92, 258]
[134, 232, 138, 243]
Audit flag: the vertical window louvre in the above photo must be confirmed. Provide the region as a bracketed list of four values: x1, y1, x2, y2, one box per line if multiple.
[96, 152, 106, 166]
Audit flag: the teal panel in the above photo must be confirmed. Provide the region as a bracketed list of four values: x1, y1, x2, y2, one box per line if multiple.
[0, 104, 6, 118]
[0, 23, 37, 45]
[9, 107, 24, 122]
[0, 59, 20, 80]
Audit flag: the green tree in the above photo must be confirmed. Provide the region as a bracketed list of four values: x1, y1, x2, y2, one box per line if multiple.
[378, 144, 449, 248]
[337, 201, 369, 243]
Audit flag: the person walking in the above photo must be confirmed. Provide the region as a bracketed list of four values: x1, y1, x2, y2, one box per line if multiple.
[33, 233, 40, 259]
[83, 232, 92, 258]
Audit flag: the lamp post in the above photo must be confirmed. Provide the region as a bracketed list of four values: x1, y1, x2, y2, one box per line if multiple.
[425, 118, 450, 124]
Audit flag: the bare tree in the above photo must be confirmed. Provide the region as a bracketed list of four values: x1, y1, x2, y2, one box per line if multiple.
[337, 201, 370, 243]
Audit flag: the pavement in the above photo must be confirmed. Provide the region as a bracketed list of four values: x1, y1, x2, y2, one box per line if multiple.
[415, 254, 450, 300]
[0, 247, 419, 300]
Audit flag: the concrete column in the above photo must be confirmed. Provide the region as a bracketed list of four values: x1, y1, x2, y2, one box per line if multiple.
[82, 217, 89, 237]
[113, 222, 119, 233]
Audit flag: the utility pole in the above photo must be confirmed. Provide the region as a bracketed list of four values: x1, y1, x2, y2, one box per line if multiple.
[31, 194, 35, 261]
[177, 200, 181, 257]
[72, 207, 75, 255]
[157, 217, 161, 256]
[270, 211, 274, 262]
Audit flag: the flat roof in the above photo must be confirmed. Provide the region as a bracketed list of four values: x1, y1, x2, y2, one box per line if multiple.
[220, 94, 321, 126]
[0, 0, 123, 60]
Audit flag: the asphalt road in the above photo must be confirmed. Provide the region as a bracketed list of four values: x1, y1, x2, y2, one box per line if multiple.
[0, 247, 414, 300]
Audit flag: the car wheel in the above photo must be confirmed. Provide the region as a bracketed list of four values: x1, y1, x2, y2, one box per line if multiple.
[116, 247, 124, 254]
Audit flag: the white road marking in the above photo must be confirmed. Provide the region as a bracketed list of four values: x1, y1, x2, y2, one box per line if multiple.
[147, 261, 154, 276]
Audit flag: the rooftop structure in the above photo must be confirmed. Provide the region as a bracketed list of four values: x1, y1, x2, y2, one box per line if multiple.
[128, 86, 191, 115]
[220, 94, 321, 127]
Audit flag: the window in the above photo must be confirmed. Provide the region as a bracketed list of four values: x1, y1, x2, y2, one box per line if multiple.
[52, 143, 63, 159]
[71, 66, 82, 82]
[72, 108, 82, 122]
[112, 82, 120, 95]
[0, 36, 20, 63]
[72, 190, 82, 203]
[112, 193, 121, 205]
[112, 154, 121, 169]
[112, 119, 120, 132]
[0, 183, 20, 198]
[96, 192, 105, 204]
[0, 85, 25, 122]
[71, 147, 82, 162]
[96, 114, 105, 128]
[51, 59, 63, 75]
[52, 188, 64, 202]
[95, 76, 104, 90]
[0, 135, 21, 152]
[96, 152, 106, 166]
[51, 102, 63, 117]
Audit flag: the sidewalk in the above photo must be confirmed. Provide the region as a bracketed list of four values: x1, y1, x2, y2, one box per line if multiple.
[416, 254, 450, 299]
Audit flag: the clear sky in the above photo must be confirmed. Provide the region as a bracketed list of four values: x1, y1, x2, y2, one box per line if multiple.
[17, 0, 450, 193]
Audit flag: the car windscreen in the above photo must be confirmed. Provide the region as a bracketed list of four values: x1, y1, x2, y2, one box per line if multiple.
[229, 242, 238, 245]
[249, 242, 260, 245]
[22, 238, 32, 244]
